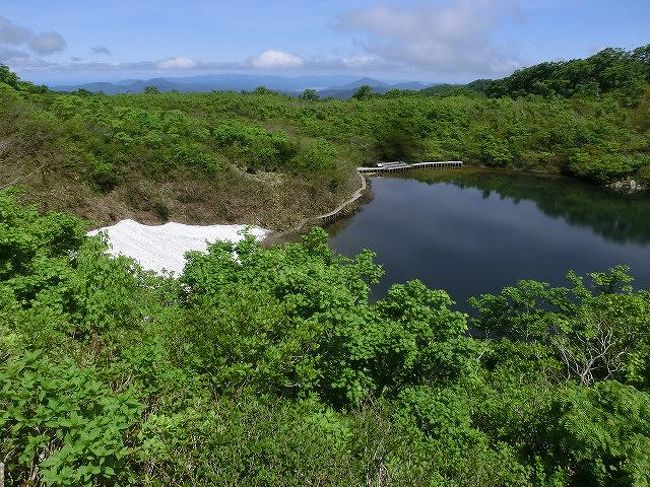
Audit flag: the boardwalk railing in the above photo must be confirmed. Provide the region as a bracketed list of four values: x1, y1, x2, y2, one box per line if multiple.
[358, 160, 463, 173]
[317, 171, 367, 226]
[266, 160, 464, 243]
[317, 161, 463, 225]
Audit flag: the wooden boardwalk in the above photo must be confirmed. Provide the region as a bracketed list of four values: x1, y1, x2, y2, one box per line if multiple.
[318, 160, 463, 225]
[268, 160, 465, 242]
[357, 160, 463, 174]
[318, 171, 367, 226]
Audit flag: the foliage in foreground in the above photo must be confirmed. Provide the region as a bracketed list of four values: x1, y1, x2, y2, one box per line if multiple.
[2, 191, 650, 486]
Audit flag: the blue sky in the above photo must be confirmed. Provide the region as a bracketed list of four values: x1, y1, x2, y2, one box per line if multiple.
[1, 0, 649, 84]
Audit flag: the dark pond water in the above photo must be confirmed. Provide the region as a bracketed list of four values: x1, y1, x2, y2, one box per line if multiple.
[327, 169, 650, 309]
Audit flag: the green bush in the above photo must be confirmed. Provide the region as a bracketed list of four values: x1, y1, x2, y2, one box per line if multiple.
[213, 120, 298, 171]
[569, 152, 642, 183]
[0, 352, 141, 486]
[292, 138, 337, 172]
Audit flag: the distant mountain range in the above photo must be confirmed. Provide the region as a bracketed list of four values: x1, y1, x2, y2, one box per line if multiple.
[317, 77, 427, 98]
[52, 74, 431, 98]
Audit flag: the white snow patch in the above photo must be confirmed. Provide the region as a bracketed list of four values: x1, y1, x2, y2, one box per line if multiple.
[88, 219, 268, 275]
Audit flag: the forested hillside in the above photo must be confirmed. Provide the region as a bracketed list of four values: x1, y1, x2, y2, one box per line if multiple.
[1, 49, 649, 229]
[470, 45, 650, 105]
[2, 191, 650, 486]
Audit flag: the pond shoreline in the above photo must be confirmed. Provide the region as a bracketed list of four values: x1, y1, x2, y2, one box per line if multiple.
[264, 163, 472, 246]
[262, 169, 372, 246]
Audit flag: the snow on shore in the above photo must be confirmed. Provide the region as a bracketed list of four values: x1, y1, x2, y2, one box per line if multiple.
[88, 219, 268, 274]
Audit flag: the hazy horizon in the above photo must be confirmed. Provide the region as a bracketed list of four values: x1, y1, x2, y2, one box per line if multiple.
[39, 73, 421, 87]
[2, 0, 649, 85]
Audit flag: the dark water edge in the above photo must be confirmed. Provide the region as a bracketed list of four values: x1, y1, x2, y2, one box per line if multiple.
[327, 168, 650, 310]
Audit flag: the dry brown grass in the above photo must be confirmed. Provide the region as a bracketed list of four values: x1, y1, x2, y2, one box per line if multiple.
[1, 156, 360, 231]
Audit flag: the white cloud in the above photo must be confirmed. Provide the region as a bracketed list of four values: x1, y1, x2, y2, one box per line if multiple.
[0, 16, 66, 66]
[337, 0, 521, 74]
[341, 54, 377, 67]
[0, 46, 31, 63]
[29, 32, 66, 55]
[249, 50, 304, 69]
[0, 16, 31, 45]
[157, 56, 197, 69]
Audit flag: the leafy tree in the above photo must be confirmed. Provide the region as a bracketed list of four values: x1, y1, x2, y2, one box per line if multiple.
[300, 88, 320, 101]
[633, 43, 650, 79]
[373, 110, 429, 161]
[0, 353, 142, 486]
[481, 45, 649, 106]
[352, 84, 373, 100]
[253, 86, 277, 95]
[143, 86, 161, 95]
[471, 267, 650, 386]
[0, 64, 20, 89]
[544, 381, 650, 486]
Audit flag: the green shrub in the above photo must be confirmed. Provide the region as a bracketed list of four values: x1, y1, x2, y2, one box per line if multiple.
[0, 352, 142, 486]
[213, 120, 298, 171]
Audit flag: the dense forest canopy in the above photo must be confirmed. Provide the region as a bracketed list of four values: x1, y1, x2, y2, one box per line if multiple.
[1, 46, 650, 486]
[470, 45, 650, 105]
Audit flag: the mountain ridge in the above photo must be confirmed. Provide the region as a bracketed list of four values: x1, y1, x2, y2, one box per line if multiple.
[52, 74, 431, 98]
